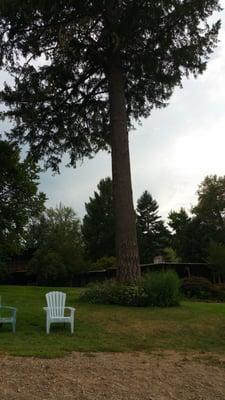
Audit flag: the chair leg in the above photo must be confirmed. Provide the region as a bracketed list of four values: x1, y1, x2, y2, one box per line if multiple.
[71, 318, 74, 334]
[12, 320, 16, 334]
[46, 319, 50, 334]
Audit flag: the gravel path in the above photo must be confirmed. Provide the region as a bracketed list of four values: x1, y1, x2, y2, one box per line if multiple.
[1, 351, 225, 400]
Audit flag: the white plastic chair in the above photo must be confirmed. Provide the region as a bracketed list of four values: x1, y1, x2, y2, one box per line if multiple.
[0, 296, 17, 333]
[43, 291, 75, 334]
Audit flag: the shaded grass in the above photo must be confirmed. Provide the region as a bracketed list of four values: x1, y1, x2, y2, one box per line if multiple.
[0, 285, 225, 357]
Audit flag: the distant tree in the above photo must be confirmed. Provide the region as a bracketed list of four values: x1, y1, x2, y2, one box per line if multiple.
[207, 241, 225, 283]
[181, 216, 212, 262]
[0, 140, 46, 259]
[163, 247, 180, 263]
[29, 204, 84, 285]
[168, 208, 191, 261]
[177, 175, 225, 263]
[168, 208, 209, 262]
[82, 178, 115, 261]
[192, 175, 225, 243]
[168, 208, 190, 234]
[0, 1, 221, 282]
[168, 175, 225, 262]
[136, 191, 170, 263]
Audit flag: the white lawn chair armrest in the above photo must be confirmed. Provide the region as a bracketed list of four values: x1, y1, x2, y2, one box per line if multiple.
[0, 306, 17, 317]
[43, 307, 49, 312]
[65, 306, 76, 315]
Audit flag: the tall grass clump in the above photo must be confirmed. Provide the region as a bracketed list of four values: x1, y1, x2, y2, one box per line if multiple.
[143, 270, 180, 307]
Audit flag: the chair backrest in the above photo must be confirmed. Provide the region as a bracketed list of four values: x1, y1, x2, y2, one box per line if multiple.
[46, 291, 66, 318]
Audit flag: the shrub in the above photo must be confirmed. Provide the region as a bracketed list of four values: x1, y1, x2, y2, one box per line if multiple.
[109, 284, 148, 307]
[215, 284, 225, 292]
[181, 276, 212, 299]
[80, 281, 111, 304]
[143, 270, 180, 307]
[89, 256, 116, 271]
[181, 276, 225, 301]
[80, 270, 180, 307]
[80, 281, 148, 306]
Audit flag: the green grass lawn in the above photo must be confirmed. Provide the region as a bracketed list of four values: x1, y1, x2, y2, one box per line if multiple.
[0, 285, 225, 358]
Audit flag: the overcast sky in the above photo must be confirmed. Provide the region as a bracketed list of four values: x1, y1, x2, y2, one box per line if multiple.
[1, 3, 225, 222]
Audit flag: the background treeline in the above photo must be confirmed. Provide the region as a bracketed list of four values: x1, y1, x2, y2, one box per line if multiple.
[1, 139, 225, 285]
[82, 174, 225, 285]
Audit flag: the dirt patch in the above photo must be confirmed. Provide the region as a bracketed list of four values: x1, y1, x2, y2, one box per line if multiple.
[1, 351, 225, 400]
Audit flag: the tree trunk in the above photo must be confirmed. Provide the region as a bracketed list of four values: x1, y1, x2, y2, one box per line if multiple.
[108, 60, 141, 283]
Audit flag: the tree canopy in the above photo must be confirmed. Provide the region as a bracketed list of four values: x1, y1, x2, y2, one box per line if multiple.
[0, 0, 221, 282]
[168, 176, 225, 263]
[193, 175, 225, 240]
[0, 0, 220, 165]
[0, 140, 46, 257]
[28, 204, 85, 285]
[208, 241, 225, 282]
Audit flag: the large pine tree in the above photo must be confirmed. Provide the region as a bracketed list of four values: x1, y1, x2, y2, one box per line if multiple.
[0, 0, 221, 282]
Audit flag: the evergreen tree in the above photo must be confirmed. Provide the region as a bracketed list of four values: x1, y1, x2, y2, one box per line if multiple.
[82, 177, 115, 261]
[0, 1, 221, 282]
[136, 191, 170, 263]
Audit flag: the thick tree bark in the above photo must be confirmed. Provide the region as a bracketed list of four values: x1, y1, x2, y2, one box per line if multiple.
[108, 60, 141, 283]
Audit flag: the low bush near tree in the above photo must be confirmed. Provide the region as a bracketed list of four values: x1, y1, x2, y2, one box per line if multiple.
[181, 276, 225, 301]
[80, 281, 148, 306]
[80, 270, 180, 307]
